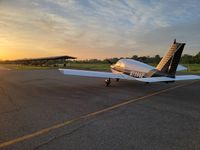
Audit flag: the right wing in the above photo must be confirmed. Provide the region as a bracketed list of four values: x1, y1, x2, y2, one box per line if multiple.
[136, 75, 200, 83]
[59, 69, 200, 83]
[59, 69, 135, 80]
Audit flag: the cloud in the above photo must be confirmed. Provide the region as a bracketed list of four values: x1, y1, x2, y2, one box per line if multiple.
[0, 0, 200, 59]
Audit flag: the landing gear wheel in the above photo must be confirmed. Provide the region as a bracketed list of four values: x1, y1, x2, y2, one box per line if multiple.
[116, 78, 120, 82]
[105, 78, 111, 87]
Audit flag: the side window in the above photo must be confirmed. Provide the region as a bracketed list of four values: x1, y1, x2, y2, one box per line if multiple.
[117, 62, 121, 67]
[116, 61, 123, 67]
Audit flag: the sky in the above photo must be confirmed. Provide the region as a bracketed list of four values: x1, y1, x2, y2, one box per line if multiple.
[0, 0, 200, 60]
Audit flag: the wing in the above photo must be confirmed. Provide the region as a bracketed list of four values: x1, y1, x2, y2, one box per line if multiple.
[136, 75, 200, 83]
[59, 69, 136, 80]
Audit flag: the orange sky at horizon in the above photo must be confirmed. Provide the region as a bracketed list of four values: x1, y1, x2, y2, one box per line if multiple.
[0, 40, 133, 60]
[1, 0, 200, 61]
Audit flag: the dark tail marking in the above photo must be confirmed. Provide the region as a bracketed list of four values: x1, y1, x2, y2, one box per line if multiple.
[155, 39, 185, 77]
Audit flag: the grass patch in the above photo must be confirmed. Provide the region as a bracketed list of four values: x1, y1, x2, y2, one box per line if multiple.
[64, 63, 110, 71]
[181, 64, 200, 74]
[146, 63, 200, 74]
[1, 63, 199, 74]
[0, 63, 110, 71]
[1, 64, 50, 70]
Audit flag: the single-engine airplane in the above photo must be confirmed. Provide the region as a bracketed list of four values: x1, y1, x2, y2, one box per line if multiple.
[59, 40, 200, 86]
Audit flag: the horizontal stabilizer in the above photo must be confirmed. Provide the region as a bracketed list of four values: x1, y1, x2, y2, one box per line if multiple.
[136, 75, 200, 83]
[177, 65, 187, 71]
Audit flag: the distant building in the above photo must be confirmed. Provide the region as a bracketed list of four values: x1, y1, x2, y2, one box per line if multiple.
[4, 55, 76, 66]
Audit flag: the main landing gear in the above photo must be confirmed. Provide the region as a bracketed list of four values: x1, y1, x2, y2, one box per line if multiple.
[104, 78, 120, 87]
[105, 78, 111, 87]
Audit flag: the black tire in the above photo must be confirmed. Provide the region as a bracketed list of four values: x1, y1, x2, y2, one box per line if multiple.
[105, 79, 111, 87]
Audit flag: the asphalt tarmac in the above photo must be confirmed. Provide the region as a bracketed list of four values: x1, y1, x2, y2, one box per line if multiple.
[0, 69, 200, 150]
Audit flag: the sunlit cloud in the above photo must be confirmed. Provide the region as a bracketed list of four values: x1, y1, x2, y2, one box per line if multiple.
[0, 0, 200, 60]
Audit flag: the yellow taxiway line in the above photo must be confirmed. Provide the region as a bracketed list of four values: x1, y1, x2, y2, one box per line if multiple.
[0, 81, 196, 148]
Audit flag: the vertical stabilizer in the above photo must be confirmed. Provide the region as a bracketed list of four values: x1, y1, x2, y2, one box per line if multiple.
[156, 39, 185, 77]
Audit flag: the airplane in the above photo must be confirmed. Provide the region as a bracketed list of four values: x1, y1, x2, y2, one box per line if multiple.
[59, 39, 200, 86]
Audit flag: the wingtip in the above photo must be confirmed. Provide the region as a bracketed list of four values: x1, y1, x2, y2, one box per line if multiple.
[58, 68, 64, 74]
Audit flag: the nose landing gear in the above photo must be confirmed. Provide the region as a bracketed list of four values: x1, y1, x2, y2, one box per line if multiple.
[105, 78, 111, 87]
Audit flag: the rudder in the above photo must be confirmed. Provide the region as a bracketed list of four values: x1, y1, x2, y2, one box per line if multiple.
[156, 39, 185, 77]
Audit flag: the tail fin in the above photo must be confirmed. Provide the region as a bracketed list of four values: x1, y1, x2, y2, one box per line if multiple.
[156, 39, 185, 77]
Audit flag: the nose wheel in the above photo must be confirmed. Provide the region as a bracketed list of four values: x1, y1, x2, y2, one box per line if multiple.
[105, 78, 111, 87]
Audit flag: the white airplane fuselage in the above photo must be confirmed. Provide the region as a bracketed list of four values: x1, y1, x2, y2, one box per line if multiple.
[111, 59, 155, 78]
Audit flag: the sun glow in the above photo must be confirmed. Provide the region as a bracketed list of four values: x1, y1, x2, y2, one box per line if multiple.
[0, 0, 199, 60]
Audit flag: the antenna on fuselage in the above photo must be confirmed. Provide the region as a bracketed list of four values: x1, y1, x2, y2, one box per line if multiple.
[174, 38, 176, 44]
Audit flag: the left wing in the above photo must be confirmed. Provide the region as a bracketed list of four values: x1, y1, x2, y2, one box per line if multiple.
[59, 69, 136, 80]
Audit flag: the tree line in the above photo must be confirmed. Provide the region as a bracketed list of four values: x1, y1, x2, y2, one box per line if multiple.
[74, 51, 200, 64]
[0, 51, 199, 65]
